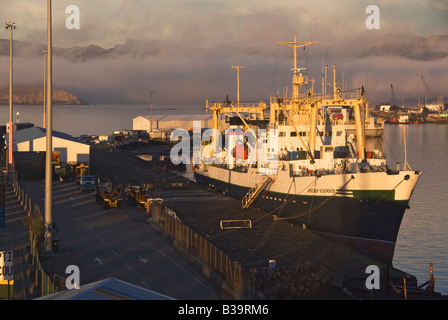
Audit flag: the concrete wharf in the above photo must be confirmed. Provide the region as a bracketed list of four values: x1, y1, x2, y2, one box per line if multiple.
[89, 142, 444, 300]
[4, 142, 445, 300]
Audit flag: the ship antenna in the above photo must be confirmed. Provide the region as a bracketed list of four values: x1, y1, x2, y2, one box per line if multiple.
[277, 35, 318, 73]
[277, 36, 318, 100]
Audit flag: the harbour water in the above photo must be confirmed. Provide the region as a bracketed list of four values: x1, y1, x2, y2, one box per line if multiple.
[383, 124, 448, 295]
[0, 103, 204, 137]
[1, 103, 447, 295]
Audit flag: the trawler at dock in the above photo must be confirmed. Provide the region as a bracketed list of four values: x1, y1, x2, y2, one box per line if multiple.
[193, 39, 421, 263]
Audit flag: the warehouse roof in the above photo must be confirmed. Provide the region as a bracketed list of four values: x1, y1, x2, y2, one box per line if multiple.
[35, 277, 175, 300]
[4, 126, 82, 145]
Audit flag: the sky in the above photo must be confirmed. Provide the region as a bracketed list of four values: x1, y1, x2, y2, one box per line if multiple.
[0, 0, 447, 106]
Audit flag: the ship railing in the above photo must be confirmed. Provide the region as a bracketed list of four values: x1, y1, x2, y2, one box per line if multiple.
[271, 92, 363, 105]
[236, 102, 266, 109]
[209, 101, 266, 110]
[341, 92, 362, 100]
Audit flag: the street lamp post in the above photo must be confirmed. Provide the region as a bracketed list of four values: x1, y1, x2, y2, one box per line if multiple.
[5, 22, 16, 185]
[150, 91, 154, 131]
[44, 0, 53, 254]
[43, 50, 47, 129]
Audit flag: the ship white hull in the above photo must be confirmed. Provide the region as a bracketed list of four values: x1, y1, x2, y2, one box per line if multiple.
[194, 164, 421, 262]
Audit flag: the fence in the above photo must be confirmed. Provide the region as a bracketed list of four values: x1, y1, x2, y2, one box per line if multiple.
[151, 201, 254, 299]
[11, 174, 65, 299]
[10, 174, 254, 299]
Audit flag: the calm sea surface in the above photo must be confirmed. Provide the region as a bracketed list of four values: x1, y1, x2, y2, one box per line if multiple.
[1, 104, 447, 295]
[382, 124, 448, 295]
[0, 104, 205, 137]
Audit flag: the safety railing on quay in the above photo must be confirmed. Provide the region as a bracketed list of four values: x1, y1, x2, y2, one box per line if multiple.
[151, 201, 254, 299]
[11, 174, 66, 299]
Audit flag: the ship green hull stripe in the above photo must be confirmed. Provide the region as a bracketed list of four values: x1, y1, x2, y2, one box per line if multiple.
[261, 189, 396, 201]
[266, 189, 396, 201]
[350, 190, 395, 201]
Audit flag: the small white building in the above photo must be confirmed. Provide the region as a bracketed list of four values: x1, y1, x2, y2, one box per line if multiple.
[379, 105, 391, 112]
[424, 104, 444, 112]
[5, 126, 90, 165]
[133, 114, 212, 132]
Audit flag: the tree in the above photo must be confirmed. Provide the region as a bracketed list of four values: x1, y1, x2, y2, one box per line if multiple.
[22, 212, 45, 248]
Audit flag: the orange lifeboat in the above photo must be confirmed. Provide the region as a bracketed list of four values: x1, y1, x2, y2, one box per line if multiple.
[232, 144, 248, 159]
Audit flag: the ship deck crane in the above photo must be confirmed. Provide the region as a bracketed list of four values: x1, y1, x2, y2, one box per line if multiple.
[417, 69, 434, 103]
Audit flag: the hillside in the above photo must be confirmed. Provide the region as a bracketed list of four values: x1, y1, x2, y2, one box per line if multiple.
[0, 85, 89, 105]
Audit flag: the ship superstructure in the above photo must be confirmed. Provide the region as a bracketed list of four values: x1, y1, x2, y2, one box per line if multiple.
[193, 38, 420, 262]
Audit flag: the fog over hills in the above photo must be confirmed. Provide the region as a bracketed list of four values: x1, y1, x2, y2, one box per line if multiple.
[2, 34, 448, 62]
[0, 34, 446, 106]
[362, 34, 448, 61]
[0, 38, 270, 62]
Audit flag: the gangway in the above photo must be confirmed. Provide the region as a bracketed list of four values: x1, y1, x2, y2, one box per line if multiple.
[241, 176, 274, 209]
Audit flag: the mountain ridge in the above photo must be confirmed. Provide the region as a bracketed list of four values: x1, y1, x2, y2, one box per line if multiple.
[0, 85, 89, 105]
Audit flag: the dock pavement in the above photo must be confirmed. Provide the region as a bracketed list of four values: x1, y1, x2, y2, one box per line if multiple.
[90, 143, 442, 300]
[4, 143, 445, 300]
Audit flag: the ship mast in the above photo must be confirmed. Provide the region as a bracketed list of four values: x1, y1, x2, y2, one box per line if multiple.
[277, 36, 318, 159]
[277, 36, 318, 101]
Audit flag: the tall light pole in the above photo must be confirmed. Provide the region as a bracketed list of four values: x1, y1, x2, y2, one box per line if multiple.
[5, 22, 16, 185]
[231, 65, 244, 107]
[43, 50, 47, 129]
[149, 91, 154, 131]
[44, 0, 53, 254]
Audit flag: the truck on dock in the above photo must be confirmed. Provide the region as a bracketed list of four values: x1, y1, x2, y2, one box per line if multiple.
[80, 175, 96, 191]
[95, 179, 123, 209]
[59, 164, 75, 181]
[127, 185, 151, 210]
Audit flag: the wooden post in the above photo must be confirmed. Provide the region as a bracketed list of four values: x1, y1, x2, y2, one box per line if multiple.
[429, 263, 435, 293]
[403, 278, 407, 300]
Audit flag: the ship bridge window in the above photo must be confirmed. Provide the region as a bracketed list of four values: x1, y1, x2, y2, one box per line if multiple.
[299, 132, 307, 136]
[279, 132, 286, 137]
[336, 131, 342, 136]
[290, 132, 297, 137]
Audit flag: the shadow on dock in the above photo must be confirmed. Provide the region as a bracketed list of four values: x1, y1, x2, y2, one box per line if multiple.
[87, 141, 446, 300]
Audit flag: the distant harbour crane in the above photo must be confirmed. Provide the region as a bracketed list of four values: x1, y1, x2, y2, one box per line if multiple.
[417, 69, 433, 105]
[390, 84, 396, 107]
